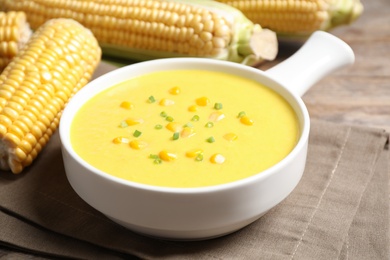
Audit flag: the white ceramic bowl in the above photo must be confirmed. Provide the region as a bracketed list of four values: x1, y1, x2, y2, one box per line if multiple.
[59, 31, 354, 240]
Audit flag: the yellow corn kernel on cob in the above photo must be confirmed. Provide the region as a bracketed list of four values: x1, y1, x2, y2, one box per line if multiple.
[0, 11, 31, 72]
[215, 0, 364, 37]
[0, 0, 278, 65]
[0, 18, 101, 173]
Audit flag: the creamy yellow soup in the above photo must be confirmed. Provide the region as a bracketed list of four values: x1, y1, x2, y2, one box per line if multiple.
[71, 70, 299, 188]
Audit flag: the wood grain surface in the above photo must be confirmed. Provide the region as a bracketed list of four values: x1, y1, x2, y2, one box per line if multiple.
[259, 0, 390, 132]
[0, 0, 389, 258]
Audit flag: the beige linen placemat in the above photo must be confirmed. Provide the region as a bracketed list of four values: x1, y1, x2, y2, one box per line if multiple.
[0, 118, 388, 260]
[0, 63, 388, 259]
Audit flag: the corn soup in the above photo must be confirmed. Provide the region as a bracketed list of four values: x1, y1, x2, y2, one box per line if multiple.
[70, 70, 299, 188]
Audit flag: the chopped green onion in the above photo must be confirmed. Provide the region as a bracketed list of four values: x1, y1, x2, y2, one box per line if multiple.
[214, 102, 223, 110]
[206, 136, 215, 143]
[237, 111, 246, 118]
[166, 116, 174, 122]
[160, 111, 167, 117]
[155, 124, 163, 130]
[195, 153, 204, 162]
[184, 122, 194, 128]
[118, 121, 128, 128]
[150, 154, 162, 164]
[205, 121, 214, 128]
[133, 130, 142, 137]
[191, 115, 200, 122]
[149, 154, 159, 159]
[172, 132, 180, 140]
[154, 158, 162, 164]
[148, 95, 156, 103]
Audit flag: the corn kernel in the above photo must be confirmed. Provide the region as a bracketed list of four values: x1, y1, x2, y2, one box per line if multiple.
[125, 117, 144, 126]
[159, 150, 177, 162]
[209, 111, 225, 122]
[195, 96, 210, 106]
[159, 98, 175, 106]
[181, 126, 195, 138]
[185, 148, 203, 158]
[169, 86, 181, 95]
[129, 140, 148, 150]
[210, 153, 225, 164]
[240, 115, 254, 125]
[112, 136, 129, 144]
[223, 133, 238, 141]
[120, 101, 134, 109]
[166, 122, 182, 132]
[188, 104, 198, 112]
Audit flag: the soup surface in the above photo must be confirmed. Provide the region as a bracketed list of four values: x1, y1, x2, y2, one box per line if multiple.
[71, 70, 299, 188]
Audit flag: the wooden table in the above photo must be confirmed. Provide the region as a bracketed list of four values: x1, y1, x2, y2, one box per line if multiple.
[306, 0, 390, 132]
[259, 0, 390, 132]
[1, 0, 389, 258]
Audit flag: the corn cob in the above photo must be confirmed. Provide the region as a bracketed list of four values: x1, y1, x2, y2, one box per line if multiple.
[215, 0, 364, 37]
[0, 18, 101, 173]
[0, 11, 31, 72]
[0, 0, 278, 65]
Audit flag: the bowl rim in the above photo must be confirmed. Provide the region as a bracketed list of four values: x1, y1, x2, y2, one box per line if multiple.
[59, 58, 310, 194]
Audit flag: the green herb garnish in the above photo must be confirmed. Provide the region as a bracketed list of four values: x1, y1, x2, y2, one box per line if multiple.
[148, 95, 156, 103]
[214, 102, 223, 110]
[205, 121, 214, 128]
[237, 111, 246, 118]
[133, 130, 142, 137]
[160, 111, 167, 117]
[149, 154, 162, 164]
[195, 153, 204, 162]
[206, 136, 215, 143]
[154, 158, 162, 164]
[191, 115, 200, 122]
[155, 124, 163, 130]
[172, 132, 180, 140]
[118, 121, 128, 128]
[149, 154, 159, 159]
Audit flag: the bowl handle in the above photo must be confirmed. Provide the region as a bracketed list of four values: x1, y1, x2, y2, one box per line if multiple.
[264, 31, 355, 97]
